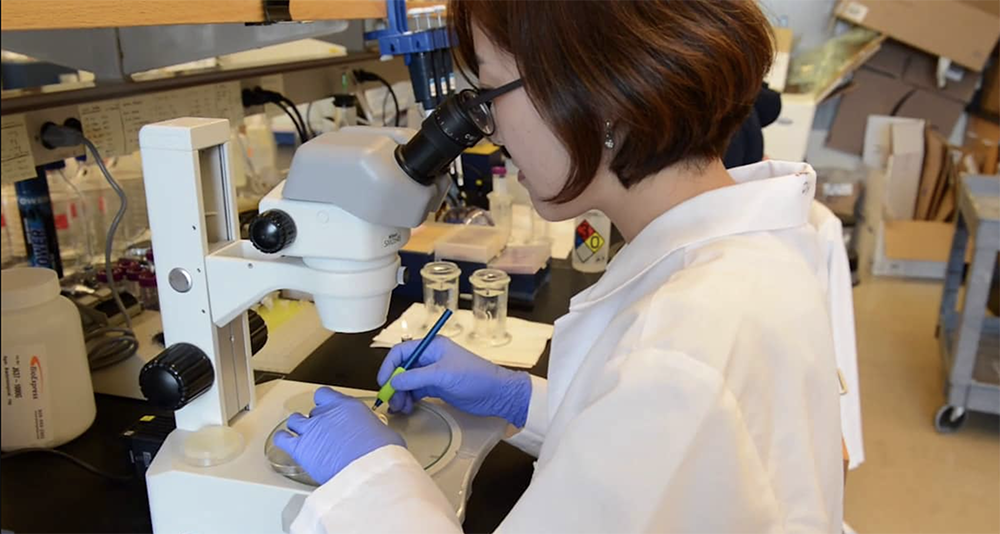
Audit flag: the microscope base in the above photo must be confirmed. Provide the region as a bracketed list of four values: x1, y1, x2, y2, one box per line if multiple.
[146, 379, 506, 534]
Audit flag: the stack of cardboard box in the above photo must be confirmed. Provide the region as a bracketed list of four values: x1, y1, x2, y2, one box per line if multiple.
[827, 40, 982, 155]
[865, 115, 995, 278]
[833, 0, 1000, 72]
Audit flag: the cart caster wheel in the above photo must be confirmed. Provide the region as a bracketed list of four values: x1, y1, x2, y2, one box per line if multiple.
[934, 405, 967, 433]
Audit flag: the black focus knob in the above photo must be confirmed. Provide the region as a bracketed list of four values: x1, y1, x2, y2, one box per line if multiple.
[247, 308, 269, 356]
[249, 210, 296, 253]
[139, 343, 214, 410]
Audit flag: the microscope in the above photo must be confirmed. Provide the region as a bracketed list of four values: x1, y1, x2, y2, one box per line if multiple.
[137, 91, 506, 533]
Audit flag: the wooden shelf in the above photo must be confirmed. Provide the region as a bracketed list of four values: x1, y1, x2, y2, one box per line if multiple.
[2, 0, 443, 31]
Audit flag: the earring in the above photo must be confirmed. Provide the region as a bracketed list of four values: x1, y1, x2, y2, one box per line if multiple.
[603, 120, 615, 149]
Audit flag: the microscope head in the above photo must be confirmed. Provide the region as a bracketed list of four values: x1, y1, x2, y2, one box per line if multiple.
[252, 93, 493, 333]
[282, 127, 451, 229]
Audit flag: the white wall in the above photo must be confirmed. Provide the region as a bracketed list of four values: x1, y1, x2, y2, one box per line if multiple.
[759, 0, 840, 56]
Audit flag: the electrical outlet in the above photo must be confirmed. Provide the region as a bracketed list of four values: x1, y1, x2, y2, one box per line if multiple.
[23, 105, 85, 167]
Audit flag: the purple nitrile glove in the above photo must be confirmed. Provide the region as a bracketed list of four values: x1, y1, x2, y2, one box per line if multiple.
[273, 387, 405, 485]
[377, 337, 531, 427]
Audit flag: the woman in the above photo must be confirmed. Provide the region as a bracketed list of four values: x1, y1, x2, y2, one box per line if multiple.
[275, 1, 845, 532]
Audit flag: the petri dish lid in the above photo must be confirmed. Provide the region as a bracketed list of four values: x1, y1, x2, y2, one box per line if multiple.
[182, 425, 246, 467]
[265, 396, 459, 486]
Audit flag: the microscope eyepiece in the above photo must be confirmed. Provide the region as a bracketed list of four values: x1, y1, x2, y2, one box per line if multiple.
[394, 90, 487, 185]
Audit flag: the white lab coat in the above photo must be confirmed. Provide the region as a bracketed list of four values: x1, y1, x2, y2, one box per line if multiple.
[291, 160, 845, 534]
[809, 203, 865, 470]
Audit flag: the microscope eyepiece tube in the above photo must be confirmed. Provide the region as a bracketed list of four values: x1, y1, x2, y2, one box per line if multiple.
[394, 90, 487, 185]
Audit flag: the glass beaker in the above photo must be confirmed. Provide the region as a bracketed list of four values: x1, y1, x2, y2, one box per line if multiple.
[420, 261, 463, 337]
[469, 268, 512, 347]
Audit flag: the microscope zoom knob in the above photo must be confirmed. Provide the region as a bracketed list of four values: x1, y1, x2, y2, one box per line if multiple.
[139, 343, 214, 410]
[247, 308, 269, 356]
[250, 210, 296, 254]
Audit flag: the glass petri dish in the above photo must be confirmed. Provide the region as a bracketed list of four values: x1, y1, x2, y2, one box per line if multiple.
[265, 396, 459, 486]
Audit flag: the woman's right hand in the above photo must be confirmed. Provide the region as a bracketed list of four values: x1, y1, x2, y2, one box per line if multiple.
[377, 337, 531, 427]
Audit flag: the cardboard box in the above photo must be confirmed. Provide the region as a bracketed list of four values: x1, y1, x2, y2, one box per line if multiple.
[885, 121, 925, 220]
[828, 67, 967, 155]
[964, 115, 1000, 174]
[827, 68, 912, 155]
[864, 39, 910, 78]
[896, 89, 967, 137]
[872, 220, 953, 279]
[861, 115, 922, 169]
[864, 39, 981, 103]
[862, 116, 925, 220]
[915, 129, 949, 220]
[901, 50, 980, 104]
[835, 0, 1000, 71]
[980, 60, 1000, 116]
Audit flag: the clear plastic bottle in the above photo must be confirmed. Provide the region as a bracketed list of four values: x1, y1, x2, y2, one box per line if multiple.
[76, 166, 110, 254]
[46, 167, 91, 273]
[1, 185, 27, 268]
[139, 270, 159, 311]
[487, 166, 513, 242]
[2, 204, 27, 268]
[332, 94, 358, 130]
[572, 209, 611, 273]
[97, 267, 125, 295]
[1, 267, 96, 450]
[125, 265, 143, 297]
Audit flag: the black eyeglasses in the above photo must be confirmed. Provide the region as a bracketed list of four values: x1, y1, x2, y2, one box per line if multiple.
[394, 78, 523, 184]
[461, 78, 524, 137]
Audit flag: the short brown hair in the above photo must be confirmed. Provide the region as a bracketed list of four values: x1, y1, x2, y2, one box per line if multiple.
[451, 0, 774, 203]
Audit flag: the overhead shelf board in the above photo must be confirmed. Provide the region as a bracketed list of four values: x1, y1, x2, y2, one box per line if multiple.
[2, 0, 444, 31]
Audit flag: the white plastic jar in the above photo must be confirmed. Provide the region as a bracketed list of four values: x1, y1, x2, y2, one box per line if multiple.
[1, 267, 95, 451]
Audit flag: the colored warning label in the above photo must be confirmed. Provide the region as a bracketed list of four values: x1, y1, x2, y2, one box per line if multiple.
[575, 219, 606, 262]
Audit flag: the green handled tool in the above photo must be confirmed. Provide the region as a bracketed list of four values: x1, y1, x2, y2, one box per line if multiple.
[373, 308, 453, 410]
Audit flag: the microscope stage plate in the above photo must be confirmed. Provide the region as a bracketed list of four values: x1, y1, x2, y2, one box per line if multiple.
[265, 394, 462, 486]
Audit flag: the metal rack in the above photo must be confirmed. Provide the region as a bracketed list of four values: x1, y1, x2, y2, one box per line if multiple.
[935, 174, 1000, 432]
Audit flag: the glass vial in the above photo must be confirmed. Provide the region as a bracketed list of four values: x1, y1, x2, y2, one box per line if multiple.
[469, 268, 511, 347]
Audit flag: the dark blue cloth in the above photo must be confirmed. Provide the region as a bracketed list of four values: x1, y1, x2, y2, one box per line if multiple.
[724, 86, 782, 168]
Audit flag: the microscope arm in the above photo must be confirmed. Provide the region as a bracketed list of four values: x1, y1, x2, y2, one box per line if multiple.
[205, 241, 404, 333]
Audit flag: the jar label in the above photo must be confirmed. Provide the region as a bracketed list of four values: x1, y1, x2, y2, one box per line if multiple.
[2, 344, 49, 442]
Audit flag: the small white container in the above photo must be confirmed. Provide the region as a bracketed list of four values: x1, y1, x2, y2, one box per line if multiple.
[1, 267, 96, 451]
[434, 225, 507, 264]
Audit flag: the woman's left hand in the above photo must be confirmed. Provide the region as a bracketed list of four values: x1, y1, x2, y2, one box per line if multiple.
[273, 387, 405, 485]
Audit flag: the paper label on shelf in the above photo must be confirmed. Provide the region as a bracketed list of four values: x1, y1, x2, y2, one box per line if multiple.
[79, 101, 127, 158]
[840, 2, 868, 23]
[259, 75, 285, 95]
[179, 86, 214, 119]
[213, 82, 245, 128]
[75, 82, 246, 157]
[1, 114, 38, 184]
[121, 95, 154, 154]
[259, 75, 285, 118]
[151, 90, 190, 125]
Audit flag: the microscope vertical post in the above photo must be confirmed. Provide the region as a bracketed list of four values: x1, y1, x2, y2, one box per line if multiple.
[139, 118, 255, 431]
